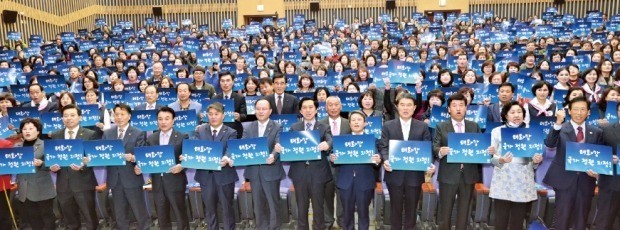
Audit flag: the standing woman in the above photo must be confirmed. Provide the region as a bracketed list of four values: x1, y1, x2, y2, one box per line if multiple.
[524, 81, 556, 124]
[581, 68, 602, 103]
[488, 102, 543, 230]
[15, 118, 57, 229]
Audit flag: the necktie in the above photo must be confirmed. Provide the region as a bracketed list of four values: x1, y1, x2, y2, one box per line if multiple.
[577, 126, 584, 143]
[161, 133, 169, 145]
[305, 123, 312, 131]
[68, 130, 75, 139]
[35, 103, 40, 108]
[225, 95, 229, 100]
[276, 95, 283, 114]
[332, 120, 339, 136]
[118, 128, 125, 139]
[147, 104, 153, 110]
[456, 123, 463, 133]
[212, 129, 217, 140]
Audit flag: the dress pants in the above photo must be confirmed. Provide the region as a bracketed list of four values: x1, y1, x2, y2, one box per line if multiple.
[493, 199, 529, 230]
[438, 173, 474, 230]
[153, 186, 189, 230]
[294, 176, 326, 230]
[201, 172, 236, 230]
[385, 184, 421, 230]
[57, 190, 99, 230]
[594, 189, 620, 230]
[339, 181, 373, 230]
[111, 185, 151, 230]
[22, 198, 56, 230]
[251, 175, 281, 230]
[553, 175, 595, 230]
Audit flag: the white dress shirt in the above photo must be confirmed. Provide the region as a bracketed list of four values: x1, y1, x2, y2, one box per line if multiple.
[400, 118, 411, 140]
[64, 126, 80, 139]
[258, 119, 269, 137]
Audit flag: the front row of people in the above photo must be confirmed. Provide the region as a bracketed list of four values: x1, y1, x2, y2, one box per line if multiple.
[4, 93, 620, 230]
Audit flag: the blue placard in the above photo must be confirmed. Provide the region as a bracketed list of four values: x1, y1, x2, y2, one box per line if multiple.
[80, 104, 100, 127]
[7, 31, 21, 41]
[201, 99, 234, 122]
[565, 142, 613, 175]
[41, 112, 64, 134]
[429, 106, 450, 129]
[245, 96, 260, 115]
[466, 105, 488, 129]
[500, 128, 545, 158]
[44, 139, 84, 167]
[0, 118, 14, 139]
[196, 49, 220, 67]
[157, 88, 177, 105]
[135, 145, 176, 174]
[270, 114, 298, 132]
[227, 137, 270, 166]
[388, 140, 433, 171]
[388, 61, 420, 84]
[181, 139, 222, 171]
[280, 130, 321, 162]
[103, 92, 126, 109]
[83, 140, 126, 166]
[173, 110, 198, 134]
[338, 93, 361, 112]
[364, 116, 382, 139]
[38, 75, 67, 94]
[605, 101, 619, 123]
[0, 147, 35, 174]
[447, 133, 491, 164]
[8, 107, 39, 127]
[131, 110, 158, 131]
[183, 38, 200, 53]
[332, 134, 376, 164]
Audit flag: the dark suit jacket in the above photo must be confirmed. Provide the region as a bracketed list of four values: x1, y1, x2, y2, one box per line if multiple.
[287, 120, 333, 184]
[486, 103, 502, 123]
[600, 123, 620, 191]
[432, 119, 482, 185]
[380, 118, 432, 187]
[15, 139, 56, 202]
[319, 117, 352, 136]
[543, 122, 603, 194]
[263, 93, 300, 115]
[22, 101, 58, 113]
[51, 127, 98, 193]
[213, 92, 247, 138]
[193, 123, 239, 185]
[134, 103, 164, 111]
[148, 129, 189, 193]
[242, 120, 285, 182]
[104, 125, 146, 189]
[334, 134, 378, 191]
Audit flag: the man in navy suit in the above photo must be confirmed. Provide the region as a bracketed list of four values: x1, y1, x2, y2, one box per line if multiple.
[193, 102, 238, 230]
[287, 97, 333, 230]
[213, 71, 247, 138]
[595, 102, 620, 229]
[242, 99, 285, 229]
[329, 110, 381, 230]
[103, 103, 150, 230]
[380, 92, 435, 229]
[262, 74, 299, 115]
[135, 107, 190, 230]
[134, 85, 164, 111]
[21, 83, 57, 113]
[487, 82, 514, 123]
[543, 96, 603, 230]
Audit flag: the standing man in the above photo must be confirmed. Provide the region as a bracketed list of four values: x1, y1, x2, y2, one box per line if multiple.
[381, 93, 435, 229]
[193, 102, 238, 230]
[136, 107, 190, 230]
[487, 82, 515, 123]
[213, 71, 247, 138]
[103, 103, 150, 230]
[50, 104, 99, 230]
[135, 85, 164, 110]
[595, 103, 620, 230]
[544, 97, 603, 230]
[263, 74, 299, 115]
[287, 97, 333, 229]
[242, 99, 285, 229]
[433, 94, 482, 230]
[319, 96, 350, 229]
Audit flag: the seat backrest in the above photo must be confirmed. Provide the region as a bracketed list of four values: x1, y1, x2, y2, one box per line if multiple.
[94, 167, 106, 185]
[236, 168, 245, 187]
[431, 160, 440, 190]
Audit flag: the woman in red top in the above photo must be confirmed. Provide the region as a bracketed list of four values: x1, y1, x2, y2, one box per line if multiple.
[0, 138, 16, 228]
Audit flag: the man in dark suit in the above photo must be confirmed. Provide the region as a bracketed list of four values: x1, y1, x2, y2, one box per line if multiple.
[213, 71, 247, 138]
[380, 93, 435, 229]
[288, 97, 333, 230]
[595, 103, 620, 229]
[432, 94, 482, 230]
[49, 104, 99, 230]
[543, 97, 603, 230]
[486, 82, 515, 123]
[243, 99, 285, 230]
[329, 110, 381, 230]
[319, 96, 350, 229]
[21, 83, 57, 113]
[193, 102, 238, 230]
[134, 85, 164, 110]
[263, 74, 299, 115]
[135, 106, 190, 230]
[103, 103, 150, 230]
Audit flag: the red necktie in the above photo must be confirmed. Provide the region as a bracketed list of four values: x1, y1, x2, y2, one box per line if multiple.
[577, 126, 584, 143]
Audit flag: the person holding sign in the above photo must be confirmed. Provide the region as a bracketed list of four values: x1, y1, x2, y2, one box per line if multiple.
[168, 83, 203, 118]
[241, 99, 285, 230]
[543, 97, 603, 230]
[433, 93, 482, 230]
[135, 106, 189, 230]
[595, 102, 620, 229]
[287, 97, 333, 230]
[380, 92, 435, 229]
[135, 85, 164, 110]
[102, 103, 150, 230]
[487, 101, 543, 229]
[263, 73, 300, 115]
[213, 71, 247, 138]
[328, 110, 380, 230]
[50, 104, 99, 230]
[22, 83, 57, 113]
[14, 118, 56, 230]
[193, 102, 238, 230]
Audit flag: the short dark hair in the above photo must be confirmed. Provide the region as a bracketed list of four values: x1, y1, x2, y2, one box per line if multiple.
[447, 93, 467, 107]
[20, 117, 43, 138]
[176, 82, 191, 93]
[427, 89, 445, 105]
[500, 101, 525, 123]
[273, 73, 286, 83]
[193, 66, 206, 74]
[0, 93, 16, 107]
[299, 97, 318, 111]
[28, 83, 44, 93]
[358, 91, 376, 109]
[114, 103, 132, 115]
[61, 104, 82, 116]
[395, 92, 415, 105]
[348, 110, 367, 122]
[206, 102, 224, 113]
[218, 71, 235, 81]
[531, 81, 553, 97]
[157, 106, 176, 118]
[313, 87, 330, 101]
[568, 96, 591, 111]
[499, 82, 515, 93]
